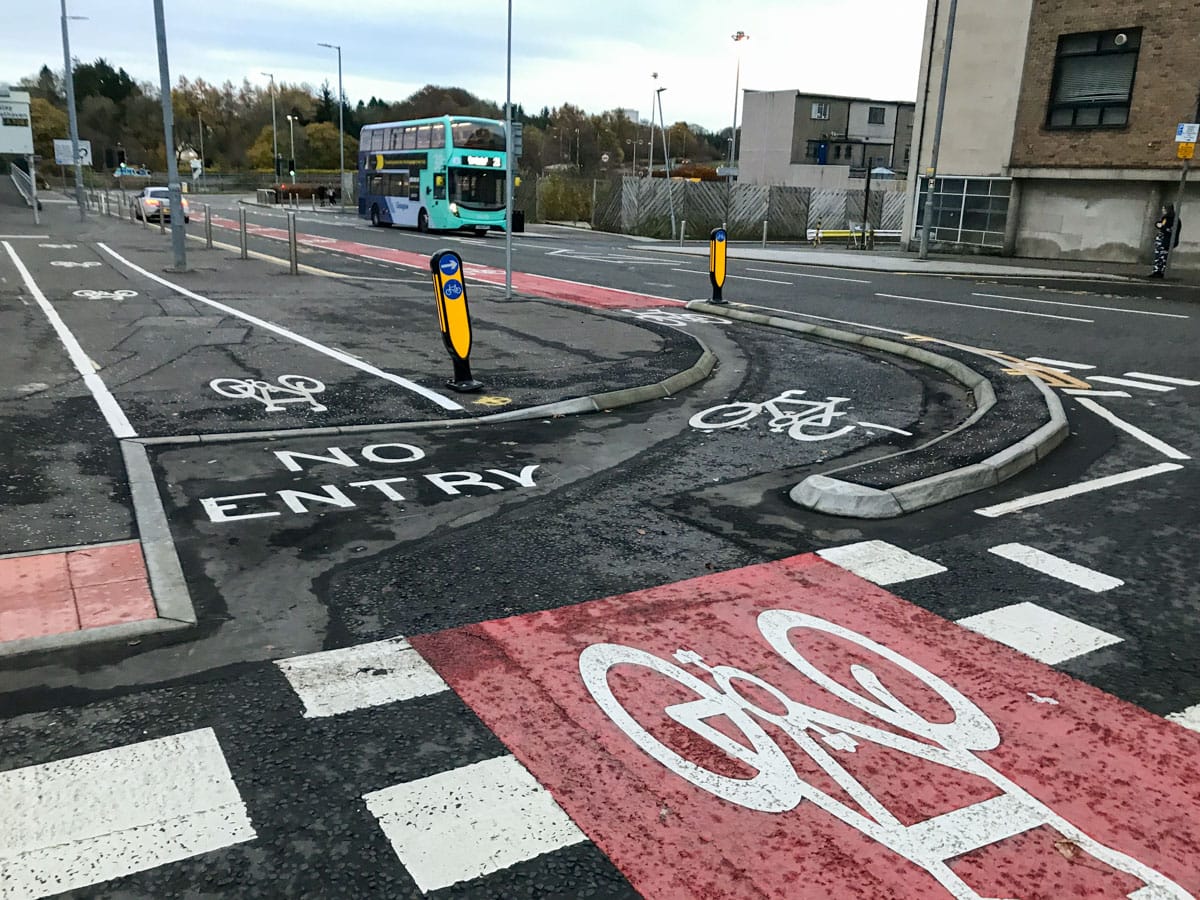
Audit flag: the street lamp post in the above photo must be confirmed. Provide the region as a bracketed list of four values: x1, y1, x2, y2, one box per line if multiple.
[504, 0, 513, 299]
[646, 72, 657, 181]
[919, 0, 960, 259]
[197, 111, 205, 192]
[656, 85, 676, 239]
[574, 127, 580, 169]
[152, 0, 186, 271]
[729, 30, 749, 173]
[59, 0, 86, 221]
[262, 72, 278, 178]
[317, 42, 345, 211]
[286, 114, 297, 184]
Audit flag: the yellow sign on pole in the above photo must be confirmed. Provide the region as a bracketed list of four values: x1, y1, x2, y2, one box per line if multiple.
[1178, 142, 1196, 161]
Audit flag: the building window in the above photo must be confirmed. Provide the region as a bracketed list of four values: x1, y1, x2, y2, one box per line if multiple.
[1047, 28, 1140, 129]
[811, 102, 830, 120]
[867, 106, 886, 125]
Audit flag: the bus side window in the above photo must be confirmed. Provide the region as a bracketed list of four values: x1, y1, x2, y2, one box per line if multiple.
[370, 174, 383, 195]
[416, 126, 431, 149]
[431, 124, 445, 148]
[402, 128, 415, 150]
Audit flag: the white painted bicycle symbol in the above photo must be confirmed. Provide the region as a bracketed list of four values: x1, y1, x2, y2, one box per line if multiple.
[73, 289, 138, 301]
[689, 389, 912, 442]
[209, 375, 327, 413]
[50, 260, 101, 268]
[580, 612, 1192, 900]
[623, 309, 727, 327]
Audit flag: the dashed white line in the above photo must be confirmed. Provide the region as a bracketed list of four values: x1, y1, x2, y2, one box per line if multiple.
[1026, 356, 1095, 370]
[1064, 389, 1131, 397]
[875, 293, 1094, 323]
[1167, 703, 1200, 733]
[975, 463, 1184, 517]
[1075, 397, 1190, 460]
[957, 602, 1123, 664]
[1088, 376, 1174, 393]
[972, 292, 1189, 319]
[988, 543, 1124, 592]
[817, 540, 947, 585]
[1123, 372, 1200, 387]
[746, 267, 872, 284]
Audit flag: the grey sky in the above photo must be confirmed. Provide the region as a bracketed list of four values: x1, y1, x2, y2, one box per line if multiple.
[4, 1, 928, 131]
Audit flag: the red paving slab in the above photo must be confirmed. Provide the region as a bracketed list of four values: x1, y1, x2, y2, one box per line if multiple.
[412, 554, 1200, 900]
[0, 542, 156, 643]
[209, 215, 679, 310]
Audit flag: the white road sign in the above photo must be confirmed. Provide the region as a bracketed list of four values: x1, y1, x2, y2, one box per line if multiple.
[53, 139, 93, 166]
[0, 89, 34, 155]
[1176, 123, 1199, 143]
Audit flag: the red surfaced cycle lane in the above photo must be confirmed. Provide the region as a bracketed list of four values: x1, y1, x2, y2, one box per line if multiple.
[411, 554, 1200, 900]
[207, 214, 680, 310]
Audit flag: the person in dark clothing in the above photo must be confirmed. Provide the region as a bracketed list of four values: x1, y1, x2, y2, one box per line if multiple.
[1149, 203, 1181, 278]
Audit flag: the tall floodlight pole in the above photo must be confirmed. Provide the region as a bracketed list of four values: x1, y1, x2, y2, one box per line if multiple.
[729, 30, 749, 172]
[60, 0, 86, 220]
[657, 86, 676, 239]
[262, 72, 278, 178]
[504, 0, 514, 299]
[317, 43, 345, 211]
[197, 111, 205, 192]
[286, 114, 297, 183]
[919, 0, 959, 260]
[153, 0, 186, 270]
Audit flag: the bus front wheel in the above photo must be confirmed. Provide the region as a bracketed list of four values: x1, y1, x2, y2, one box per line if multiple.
[417, 209, 429, 233]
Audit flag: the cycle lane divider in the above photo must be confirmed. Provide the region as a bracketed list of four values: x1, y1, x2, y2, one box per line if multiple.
[409, 553, 1200, 899]
[204, 214, 682, 310]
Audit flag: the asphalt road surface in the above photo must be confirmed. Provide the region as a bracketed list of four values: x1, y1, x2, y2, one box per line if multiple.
[2, 190, 1199, 899]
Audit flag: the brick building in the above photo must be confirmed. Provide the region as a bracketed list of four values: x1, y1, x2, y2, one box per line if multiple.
[902, 0, 1200, 271]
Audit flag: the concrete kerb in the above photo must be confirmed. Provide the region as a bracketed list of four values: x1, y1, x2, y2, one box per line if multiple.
[686, 300, 1066, 518]
[131, 346, 718, 447]
[0, 442, 198, 662]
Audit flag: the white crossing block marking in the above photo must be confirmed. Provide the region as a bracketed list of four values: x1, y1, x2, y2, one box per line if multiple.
[1026, 357, 1095, 370]
[988, 543, 1124, 593]
[817, 540, 947, 585]
[0, 728, 255, 899]
[1064, 389, 1131, 397]
[276, 637, 448, 718]
[957, 602, 1122, 665]
[1123, 372, 1200, 387]
[364, 754, 586, 892]
[1166, 703, 1200, 733]
[1088, 376, 1174, 392]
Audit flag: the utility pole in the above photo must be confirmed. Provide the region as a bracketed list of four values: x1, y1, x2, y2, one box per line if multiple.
[504, 0, 513, 299]
[197, 111, 205, 192]
[1169, 87, 1200, 274]
[59, 0, 85, 221]
[153, 0, 186, 271]
[317, 44, 345, 211]
[262, 73, 278, 179]
[657, 86, 676, 239]
[728, 31, 749, 172]
[647, 73, 657, 182]
[918, 0, 959, 260]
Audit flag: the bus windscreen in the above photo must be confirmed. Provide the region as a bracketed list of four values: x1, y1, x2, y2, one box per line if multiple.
[450, 121, 506, 151]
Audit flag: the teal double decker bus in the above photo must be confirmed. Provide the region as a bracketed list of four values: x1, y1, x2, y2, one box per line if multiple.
[357, 116, 507, 235]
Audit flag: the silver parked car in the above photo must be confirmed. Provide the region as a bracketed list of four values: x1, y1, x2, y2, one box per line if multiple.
[131, 186, 190, 223]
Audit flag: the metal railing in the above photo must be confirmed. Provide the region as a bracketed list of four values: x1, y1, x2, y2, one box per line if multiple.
[10, 166, 35, 207]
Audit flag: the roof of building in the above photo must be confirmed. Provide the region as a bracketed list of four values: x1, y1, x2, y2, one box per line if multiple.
[745, 88, 915, 108]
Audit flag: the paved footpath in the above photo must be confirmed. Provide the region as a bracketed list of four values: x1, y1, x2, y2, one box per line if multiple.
[1, 192, 1199, 899]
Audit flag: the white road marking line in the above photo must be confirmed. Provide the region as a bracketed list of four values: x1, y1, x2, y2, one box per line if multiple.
[816, 540, 947, 585]
[746, 267, 872, 284]
[0, 728, 256, 899]
[0, 234, 51, 238]
[1123, 372, 1200, 387]
[1088, 375, 1174, 392]
[988, 543, 1124, 592]
[957, 602, 1122, 664]
[364, 754, 586, 893]
[1064, 389, 1131, 397]
[2, 242, 137, 438]
[733, 303, 909, 335]
[875, 293, 1094, 323]
[1075, 397, 1190, 460]
[1026, 356, 1095, 370]
[1167, 703, 1200, 733]
[96, 243, 464, 411]
[975, 462, 1184, 517]
[855, 421, 913, 436]
[728, 273, 792, 285]
[275, 637, 448, 718]
[972, 292, 1189, 319]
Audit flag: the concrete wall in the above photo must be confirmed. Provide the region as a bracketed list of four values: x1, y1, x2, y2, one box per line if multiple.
[1012, 178, 1199, 270]
[739, 90, 799, 185]
[768, 164, 908, 191]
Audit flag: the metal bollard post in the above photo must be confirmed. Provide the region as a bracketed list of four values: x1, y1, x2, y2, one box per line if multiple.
[680, 220, 687, 247]
[762, 220, 768, 247]
[311, 194, 316, 212]
[204, 205, 213, 249]
[287, 212, 298, 275]
[239, 208, 248, 260]
[159, 208, 165, 234]
[103, 189, 109, 216]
